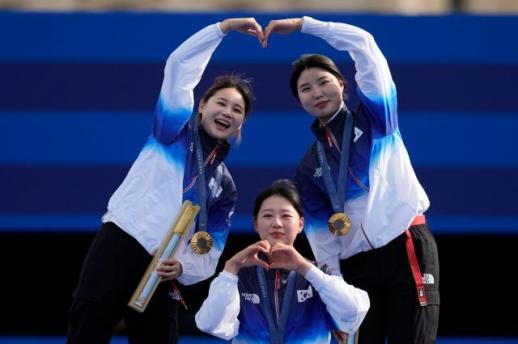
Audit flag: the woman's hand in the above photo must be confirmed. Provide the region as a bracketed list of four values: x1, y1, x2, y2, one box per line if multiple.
[220, 17, 264, 44]
[156, 258, 183, 281]
[224, 240, 271, 275]
[268, 242, 312, 275]
[262, 18, 303, 48]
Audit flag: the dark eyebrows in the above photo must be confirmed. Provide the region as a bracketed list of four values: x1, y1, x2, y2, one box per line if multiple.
[298, 75, 331, 90]
[298, 82, 310, 91]
[317, 75, 331, 82]
[233, 103, 244, 111]
[216, 96, 244, 111]
[259, 208, 297, 215]
[215, 96, 228, 103]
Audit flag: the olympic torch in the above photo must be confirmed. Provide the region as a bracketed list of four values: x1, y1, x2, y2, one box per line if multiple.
[128, 200, 200, 312]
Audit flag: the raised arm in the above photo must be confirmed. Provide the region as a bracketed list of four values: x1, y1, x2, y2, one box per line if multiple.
[153, 18, 263, 144]
[301, 16, 398, 135]
[263, 16, 398, 135]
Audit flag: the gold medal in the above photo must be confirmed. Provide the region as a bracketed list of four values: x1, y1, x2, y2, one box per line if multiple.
[328, 212, 352, 236]
[190, 231, 213, 254]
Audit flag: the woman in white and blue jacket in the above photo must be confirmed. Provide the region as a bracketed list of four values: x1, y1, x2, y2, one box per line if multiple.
[67, 18, 263, 344]
[196, 179, 369, 343]
[260, 17, 440, 343]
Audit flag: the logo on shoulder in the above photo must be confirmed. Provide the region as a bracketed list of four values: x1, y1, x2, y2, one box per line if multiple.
[242, 292, 260, 304]
[354, 127, 363, 142]
[297, 285, 314, 303]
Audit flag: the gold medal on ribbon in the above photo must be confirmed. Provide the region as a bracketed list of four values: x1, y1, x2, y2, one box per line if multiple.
[190, 231, 213, 254]
[328, 212, 352, 236]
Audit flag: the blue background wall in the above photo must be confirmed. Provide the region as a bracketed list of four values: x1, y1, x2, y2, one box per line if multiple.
[1, 11, 517, 337]
[1, 12, 518, 235]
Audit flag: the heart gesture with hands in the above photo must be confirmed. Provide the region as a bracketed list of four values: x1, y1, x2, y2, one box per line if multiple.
[220, 17, 304, 48]
[268, 242, 312, 275]
[224, 240, 312, 276]
[223, 180, 309, 275]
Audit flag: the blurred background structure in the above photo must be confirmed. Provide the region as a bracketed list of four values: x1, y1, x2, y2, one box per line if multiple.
[1, 0, 518, 343]
[0, 0, 518, 12]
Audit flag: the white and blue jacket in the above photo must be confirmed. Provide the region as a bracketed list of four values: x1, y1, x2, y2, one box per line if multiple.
[196, 264, 369, 343]
[294, 17, 430, 273]
[102, 22, 237, 285]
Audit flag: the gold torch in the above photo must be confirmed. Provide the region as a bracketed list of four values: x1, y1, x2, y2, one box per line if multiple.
[128, 200, 200, 312]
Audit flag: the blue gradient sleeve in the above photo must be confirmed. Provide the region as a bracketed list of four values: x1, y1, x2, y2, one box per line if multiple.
[302, 16, 399, 136]
[357, 85, 398, 136]
[152, 22, 225, 144]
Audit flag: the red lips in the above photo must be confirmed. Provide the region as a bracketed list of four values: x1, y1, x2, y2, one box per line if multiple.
[270, 232, 286, 239]
[315, 100, 329, 109]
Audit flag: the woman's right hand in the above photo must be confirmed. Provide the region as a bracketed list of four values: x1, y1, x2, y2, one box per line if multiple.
[220, 17, 264, 43]
[224, 240, 271, 275]
[262, 18, 303, 48]
[156, 258, 183, 281]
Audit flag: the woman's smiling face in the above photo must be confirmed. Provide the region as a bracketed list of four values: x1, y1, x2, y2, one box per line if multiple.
[254, 195, 304, 247]
[297, 67, 344, 124]
[199, 87, 246, 141]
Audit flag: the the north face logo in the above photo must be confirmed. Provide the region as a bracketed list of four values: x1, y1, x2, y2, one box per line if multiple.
[423, 273, 435, 285]
[169, 290, 181, 301]
[242, 292, 260, 304]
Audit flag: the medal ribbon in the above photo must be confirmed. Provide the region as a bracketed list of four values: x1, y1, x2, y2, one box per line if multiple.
[257, 266, 278, 343]
[274, 270, 281, 325]
[193, 117, 209, 232]
[316, 110, 354, 214]
[257, 267, 297, 344]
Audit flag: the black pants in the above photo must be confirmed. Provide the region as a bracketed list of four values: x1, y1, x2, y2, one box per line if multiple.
[341, 223, 440, 344]
[67, 222, 179, 344]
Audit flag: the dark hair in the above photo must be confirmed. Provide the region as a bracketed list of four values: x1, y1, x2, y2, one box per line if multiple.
[290, 54, 347, 101]
[253, 179, 304, 218]
[201, 74, 254, 119]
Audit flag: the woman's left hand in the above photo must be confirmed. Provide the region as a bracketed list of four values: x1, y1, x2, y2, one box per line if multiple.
[156, 258, 183, 281]
[268, 242, 312, 275]
[262, 18, 303, 48]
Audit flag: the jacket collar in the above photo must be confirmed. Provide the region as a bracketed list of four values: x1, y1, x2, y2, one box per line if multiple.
[310, 105, 348, 143]
[198, 124, 230, 165]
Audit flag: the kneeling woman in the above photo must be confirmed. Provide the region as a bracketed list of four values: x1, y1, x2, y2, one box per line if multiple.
[196, 179, 369, 343]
